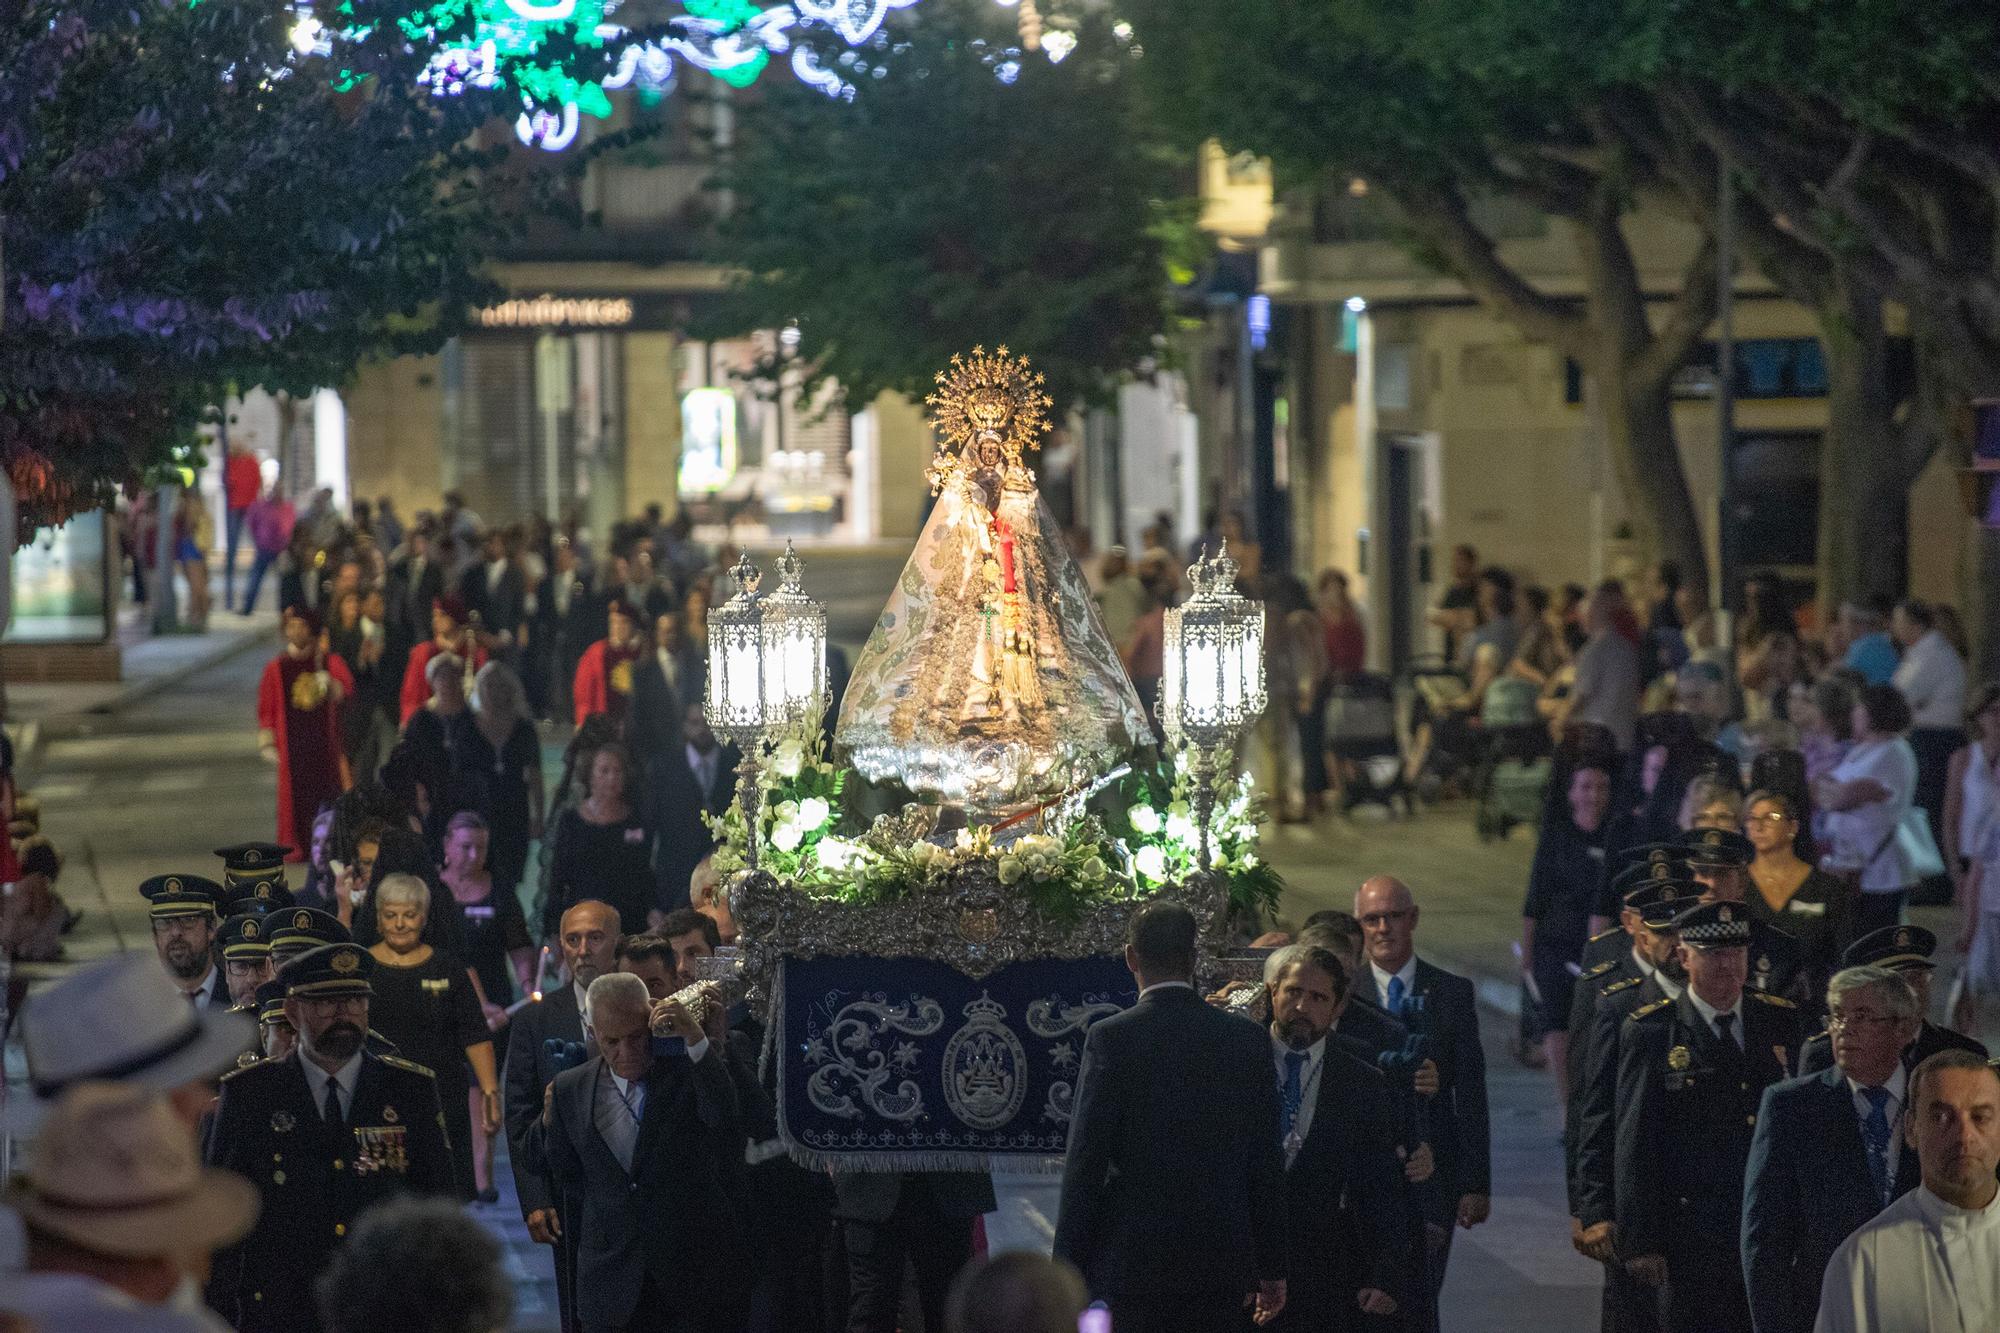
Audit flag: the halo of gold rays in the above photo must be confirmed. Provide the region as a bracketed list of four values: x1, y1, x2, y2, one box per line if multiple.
[923, 345, 1054, 492]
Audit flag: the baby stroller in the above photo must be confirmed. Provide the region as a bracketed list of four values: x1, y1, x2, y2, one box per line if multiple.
[1472, 675, 1553, 840]
[1403, 654, 1474, 799]
[1324, 671, 1409, 816]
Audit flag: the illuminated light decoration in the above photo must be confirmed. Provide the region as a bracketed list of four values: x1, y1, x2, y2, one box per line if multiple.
[419, 38, 499, 96]
[794, 0, 921, 45]
[290, 13, 328, 55]
[680, 387, 740, 495]
[1041, 29, 1074, 62]
[994, 58, 1020, 84]
[790, 44, 851, 98]
[478, 293, 635, 327]
[504, 0, 576, 19]
[515, 100, 581, 151]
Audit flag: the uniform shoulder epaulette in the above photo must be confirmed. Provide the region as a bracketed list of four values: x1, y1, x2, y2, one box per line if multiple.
[219, 1057, 278, 1085]
[1806, 1027, 1829, 1044]
[1588, 927, 1622, 945]
[1603, 975, 1643, 996]
[1748, 990, 1796, 1008]
[376, 1054, 438, 1079]
[1629, 998, 1672, 1021]
[1582, 959, 1617, 980]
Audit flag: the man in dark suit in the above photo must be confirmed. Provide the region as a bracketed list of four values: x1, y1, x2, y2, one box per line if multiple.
[526, 970, 746, 1333]
[460, 527, 529, 655]
[1355, 874, 1490, 1320]
[628, 609, 706, 769]
[1742, 965, 1923, 1333]
[529, 536, 594, 721]
[1797, 925, 1986, 1075]
[1615, 901, 1804, 1333]
[1265, 942, 1413, 1329]
[506, 899, 620, 1332]
[1680, 828, 1809, 1006]
[1054, 900, 1287, 1332]
[388, 521, 445, 648]
[650, 702, 739, 912]
[205, 944, 456, 1332]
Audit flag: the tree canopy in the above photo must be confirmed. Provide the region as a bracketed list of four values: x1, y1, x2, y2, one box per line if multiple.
[701, 0, 1200, 414]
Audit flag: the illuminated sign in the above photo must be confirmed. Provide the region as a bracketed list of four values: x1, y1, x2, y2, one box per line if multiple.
[680, 387, 739, 495]
[476, 294, 635, 328]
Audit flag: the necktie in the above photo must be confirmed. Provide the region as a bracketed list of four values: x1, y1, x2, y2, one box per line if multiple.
[1386, 974, 1407, 1016]
[187, 987, 200, 1007]
[1713, 1011, 1738, 1051]
[1281, 1052, 1307, 1143]
[1861, 1086, 1893, 1206]
[323, 1077, 343, 1126]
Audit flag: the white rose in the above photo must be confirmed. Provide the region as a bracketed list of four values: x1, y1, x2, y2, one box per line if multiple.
[1134, 844, 1168, 882]
[817, 837, 858, 872]
[797, 796, 831, 831]
[771, 820, 804, 853]
[1128, 805, 1163, 836]
[1164, 813, 1195, 845]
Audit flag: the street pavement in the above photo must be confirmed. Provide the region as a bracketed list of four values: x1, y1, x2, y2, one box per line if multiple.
[31, 544, 1959, 1329]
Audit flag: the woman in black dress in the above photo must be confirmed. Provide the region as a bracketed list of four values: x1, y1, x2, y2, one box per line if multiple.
[545, 741, 658, 939]
[366, 872, 500, 1201]
[439, 811, 534, 1198]
[350, 825, 467, 958]
[451, 662, 545, 900]
[1744, 787, 1853, 1017]
[1521, 754, 1613, 1125]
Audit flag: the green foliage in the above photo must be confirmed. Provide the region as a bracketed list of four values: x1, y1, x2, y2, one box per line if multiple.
[698, 0, 1200, 413]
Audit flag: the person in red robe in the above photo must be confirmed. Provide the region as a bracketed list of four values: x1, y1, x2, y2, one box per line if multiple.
[572, 597, 646, 726]
[399, 592, 489, 725]
[257, 605, 356, 861]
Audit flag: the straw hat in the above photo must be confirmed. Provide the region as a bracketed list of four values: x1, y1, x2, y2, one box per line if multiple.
[6, 953, 254, 1131]
[5, 1082, 257, 1257]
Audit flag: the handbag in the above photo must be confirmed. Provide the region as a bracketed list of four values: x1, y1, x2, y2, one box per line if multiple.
[1862, 809, 1945, 883]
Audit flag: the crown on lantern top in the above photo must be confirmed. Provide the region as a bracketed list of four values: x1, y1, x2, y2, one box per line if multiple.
[923, 345, 1054, 494]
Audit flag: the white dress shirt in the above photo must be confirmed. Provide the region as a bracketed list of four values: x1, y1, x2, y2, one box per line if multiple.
[1272, 1035, 1327, 1165]
[1369, 957, 1418, 1011]
[299, 1050, 364, 1122]
[658, 647, 682, 693]
[1847, 1063, 1908, 1182]
[1686, 988, 1744, 1049]
[1815, 1183, 2000, 1333]
[687, 741, 720, 800]
[1893, 629, 1968, 730]
[1631, 946, 1656, 978]
[183, 964, 223, 1010]
[1138, 980, 1194, 1001]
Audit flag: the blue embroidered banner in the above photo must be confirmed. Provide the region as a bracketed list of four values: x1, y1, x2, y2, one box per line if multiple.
[774, 954, 1136, 1170]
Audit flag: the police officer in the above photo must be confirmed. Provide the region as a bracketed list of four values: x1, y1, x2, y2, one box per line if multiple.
[1613, 900, 1802, 1333]
[1571, 881, 1693, 1332]
[205, 943, 454, 1332]
[1583, 845, 1686, 971]
[1797, 925, 1988, 1075]
[139, 873, 232, 1010]
[215, 841, 296, 917]
[254, 978, 296, 1064]
[219, 913, 277, 1008]
[269, 906, 351, 972]
[1677, 828, 1808, 1005]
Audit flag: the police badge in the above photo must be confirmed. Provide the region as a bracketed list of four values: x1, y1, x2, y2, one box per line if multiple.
[1667, 1045, 1691, 1071]
[271, 1110, 296, 1133]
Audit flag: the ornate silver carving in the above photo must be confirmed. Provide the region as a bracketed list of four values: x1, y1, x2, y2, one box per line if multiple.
[731, 863, 1229, 998]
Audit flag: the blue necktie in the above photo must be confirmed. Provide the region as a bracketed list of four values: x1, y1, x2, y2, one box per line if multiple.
[1281, 1051, 1307, 1142]
[1386, 974, 1407, 1016]
[1861, 1086, 1893, 1206]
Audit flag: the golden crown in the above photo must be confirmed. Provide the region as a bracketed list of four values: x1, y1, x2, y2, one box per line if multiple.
[922, 345, 1053, 495]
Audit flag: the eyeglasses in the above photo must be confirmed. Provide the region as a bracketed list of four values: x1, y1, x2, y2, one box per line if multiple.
[1746, 812, 1793, 826]
[1359, 911, 1412, 928]
[1827, 1011, 1901, 1031]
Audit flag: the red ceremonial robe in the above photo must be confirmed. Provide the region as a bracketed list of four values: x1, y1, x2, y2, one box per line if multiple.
[572, 638, 643, 726]
[398, 638, 489, 724]
[257, 651, 356, 860]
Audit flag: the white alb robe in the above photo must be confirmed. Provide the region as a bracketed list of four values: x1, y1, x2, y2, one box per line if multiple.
[1814, 1184, 2000, 1333]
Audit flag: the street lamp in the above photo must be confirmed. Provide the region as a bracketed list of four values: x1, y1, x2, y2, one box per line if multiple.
[1160, 543, 1267, 864]
[703, 547, 829, 871]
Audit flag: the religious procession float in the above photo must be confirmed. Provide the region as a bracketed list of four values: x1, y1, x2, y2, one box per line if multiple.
[696, 347, 1276, 1171]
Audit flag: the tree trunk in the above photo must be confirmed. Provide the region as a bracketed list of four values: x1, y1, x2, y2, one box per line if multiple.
[1594, 358, 1711, 594]
[1813, 286, 1908, 612]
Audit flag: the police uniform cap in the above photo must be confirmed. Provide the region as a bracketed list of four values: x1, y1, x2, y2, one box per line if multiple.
[280, 943, 375, 998]
[252, 979, 291, 1025]
[1678, 827, 1754, 868]
[1842, 924, 1938, 971]
[218, 914, 273, 960]
[1671, 899, 1752, 948]
[1628, 877, 1701, 925]
[214, 842, 291, 886]
[1613, 855, 1693, 897]
[268, 907, 349, 949]
[139, 874, 222, 921]
[221, 879, 296, 916]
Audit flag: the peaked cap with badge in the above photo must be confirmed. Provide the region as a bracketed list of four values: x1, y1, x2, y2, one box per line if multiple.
[139, 873, 223, 921]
